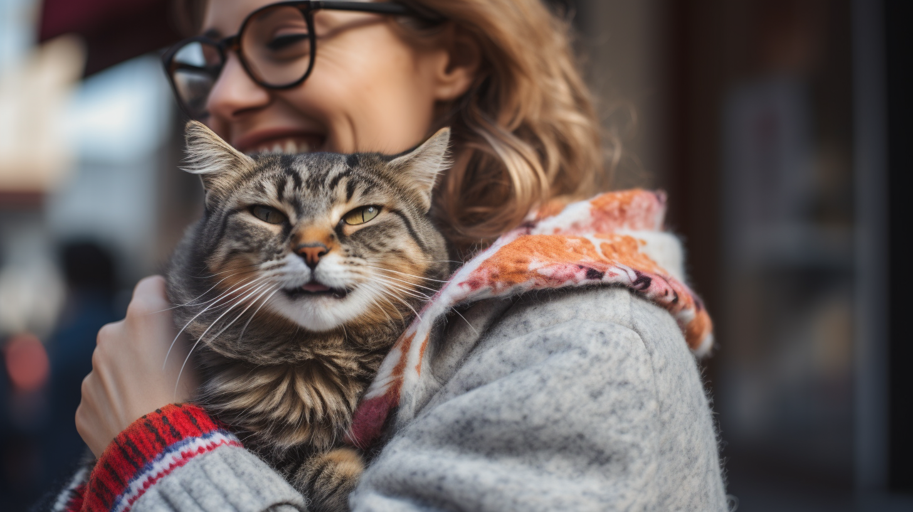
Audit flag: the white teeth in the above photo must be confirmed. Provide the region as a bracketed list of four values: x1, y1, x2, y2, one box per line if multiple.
[249, 139, 315, 156]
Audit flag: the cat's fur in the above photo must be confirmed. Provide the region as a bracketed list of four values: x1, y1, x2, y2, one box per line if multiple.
[165, 121, 451, 511]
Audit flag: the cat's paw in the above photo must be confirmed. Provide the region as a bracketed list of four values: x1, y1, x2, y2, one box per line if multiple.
[293, 447, 364, 512]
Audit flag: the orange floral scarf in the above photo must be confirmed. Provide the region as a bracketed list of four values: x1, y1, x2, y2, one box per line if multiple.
[346, 189, 714, 448]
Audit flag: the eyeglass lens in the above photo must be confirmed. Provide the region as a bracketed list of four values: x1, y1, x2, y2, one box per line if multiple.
[242, 6, 312, 86]
[170, 5, 312, 119]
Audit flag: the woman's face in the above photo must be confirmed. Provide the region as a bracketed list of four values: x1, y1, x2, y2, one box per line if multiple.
[202, 0, 475, 155]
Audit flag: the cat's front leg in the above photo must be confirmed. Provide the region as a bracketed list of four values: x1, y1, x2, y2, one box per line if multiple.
[292, 447, 364, 512]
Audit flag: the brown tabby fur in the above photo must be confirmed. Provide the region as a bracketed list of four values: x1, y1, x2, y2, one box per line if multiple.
[165, 121, 451, 511]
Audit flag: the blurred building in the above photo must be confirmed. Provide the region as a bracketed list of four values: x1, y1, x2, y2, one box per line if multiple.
[0, 0, 909, 510]
[571, 0, 910, 510]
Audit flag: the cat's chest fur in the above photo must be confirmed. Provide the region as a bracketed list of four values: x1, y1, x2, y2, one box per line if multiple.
[194, 336, 387, 453]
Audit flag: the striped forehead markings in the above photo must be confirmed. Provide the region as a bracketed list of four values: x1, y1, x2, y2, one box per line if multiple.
[283, 166, 303, 191]
[326, 168, 353, 191]
[303, 158, 340, 191]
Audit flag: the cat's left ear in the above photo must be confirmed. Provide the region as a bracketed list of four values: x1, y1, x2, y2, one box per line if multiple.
[181, 121, 254, 201]
[387, 128, 451, 212]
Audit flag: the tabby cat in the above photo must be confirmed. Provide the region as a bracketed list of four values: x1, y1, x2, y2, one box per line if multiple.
[165, 121, 451, 511]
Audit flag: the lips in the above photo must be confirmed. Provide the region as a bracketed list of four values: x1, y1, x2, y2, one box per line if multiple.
[284, 281, 348, 299]
[302, 282, 330, 292]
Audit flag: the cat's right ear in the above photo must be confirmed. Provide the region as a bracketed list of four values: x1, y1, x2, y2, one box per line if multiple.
[182, 121, 253, 203]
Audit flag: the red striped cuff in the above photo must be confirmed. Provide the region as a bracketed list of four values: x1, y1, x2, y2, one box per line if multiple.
[79, 404, 241, 512]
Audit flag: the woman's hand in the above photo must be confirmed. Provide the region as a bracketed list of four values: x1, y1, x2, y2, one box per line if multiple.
[76, 276, 200, 457]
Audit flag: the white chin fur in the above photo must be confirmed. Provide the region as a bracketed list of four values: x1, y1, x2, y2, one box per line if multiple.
[269, 288, 378, 332]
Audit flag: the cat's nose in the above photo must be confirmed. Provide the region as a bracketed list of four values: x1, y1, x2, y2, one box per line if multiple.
[296, 242, 329, 269]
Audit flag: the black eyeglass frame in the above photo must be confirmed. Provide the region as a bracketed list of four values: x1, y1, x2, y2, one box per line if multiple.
[161, 1, 437, 119]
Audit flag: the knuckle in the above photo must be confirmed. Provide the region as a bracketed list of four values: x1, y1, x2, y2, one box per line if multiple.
[126, 296, 154, 316]
[133, 276, 167, 302]
[75, 405, 87, 435]
[97, 322, 117, 344]
[127, 289, 170, 317]
[81, 373, 93, 395]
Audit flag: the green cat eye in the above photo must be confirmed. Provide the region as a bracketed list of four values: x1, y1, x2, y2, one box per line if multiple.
[343, 206, 380, 226]
[251, 205, 287, 225]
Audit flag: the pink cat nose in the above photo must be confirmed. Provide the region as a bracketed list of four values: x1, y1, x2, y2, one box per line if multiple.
[296, 243, 328, 269]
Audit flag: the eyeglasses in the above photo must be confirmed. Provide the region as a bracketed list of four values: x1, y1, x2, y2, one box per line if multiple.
[161, 1, 440, 120]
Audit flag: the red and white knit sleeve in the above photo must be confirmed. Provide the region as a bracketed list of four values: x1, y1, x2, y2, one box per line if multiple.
[53, 403, 242, 512]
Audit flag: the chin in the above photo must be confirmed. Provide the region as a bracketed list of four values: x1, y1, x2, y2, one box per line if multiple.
[268, 287, 374, 332]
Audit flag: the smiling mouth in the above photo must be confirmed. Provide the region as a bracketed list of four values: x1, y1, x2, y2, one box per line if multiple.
[284, 281, 349, 299]
[238, 134, 327, 155]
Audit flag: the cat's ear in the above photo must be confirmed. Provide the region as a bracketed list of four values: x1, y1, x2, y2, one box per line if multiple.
[182, 120, 253, 199]
[387, 128, 451, 212]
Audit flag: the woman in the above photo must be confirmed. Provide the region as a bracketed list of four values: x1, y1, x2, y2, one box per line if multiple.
[68, 1, 728, 510]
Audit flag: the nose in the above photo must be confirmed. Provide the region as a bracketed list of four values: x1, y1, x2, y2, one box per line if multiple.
[206, 53, 271, 123]
[296, 242, 329, 269]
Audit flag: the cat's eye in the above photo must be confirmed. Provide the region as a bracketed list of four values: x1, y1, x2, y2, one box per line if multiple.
[343, 206, 380, 226]
[250, 205, 287, 225]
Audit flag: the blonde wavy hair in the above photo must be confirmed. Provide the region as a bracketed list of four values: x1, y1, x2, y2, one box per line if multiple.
[175, 0, 613, 255]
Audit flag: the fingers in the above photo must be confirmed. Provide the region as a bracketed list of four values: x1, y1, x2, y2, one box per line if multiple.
[76, 371, 112, 457]
[76, 275, 198, 457]
[128, 275, 171, 315]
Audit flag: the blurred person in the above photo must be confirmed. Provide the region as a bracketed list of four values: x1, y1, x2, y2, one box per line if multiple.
[53, 1, 728, 511]
[43, 241, 120, 476]
[2, 241, 121, 509]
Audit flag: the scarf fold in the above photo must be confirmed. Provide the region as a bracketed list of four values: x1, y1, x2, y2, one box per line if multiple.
[346, 189, 714, 449]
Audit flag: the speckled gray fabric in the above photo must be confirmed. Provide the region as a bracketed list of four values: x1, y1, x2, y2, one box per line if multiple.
[132, 445, 305, 512]
[132, 287, 728, 512]
[351, 286, 728, 511]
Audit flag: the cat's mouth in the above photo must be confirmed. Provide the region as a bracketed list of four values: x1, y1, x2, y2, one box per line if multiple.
[284, 281, 349, 299]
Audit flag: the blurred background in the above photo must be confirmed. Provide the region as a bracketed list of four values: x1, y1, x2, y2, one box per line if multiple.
[0, 0, 909, 510]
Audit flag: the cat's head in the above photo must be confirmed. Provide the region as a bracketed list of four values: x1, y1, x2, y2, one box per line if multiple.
[174, 121, 450, 352]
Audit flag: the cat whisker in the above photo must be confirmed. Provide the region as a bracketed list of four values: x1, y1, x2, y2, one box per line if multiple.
[369, 277, 432, 301]
[155, 268, 262, 313]
[204, 283, 281, 348]
[163, 274, 272, 369]
[180, 270, 271, 312]
[363, 265, 451, 284]
[361, 283, 407, 326]
[193, 262, 263, 279]
[366, 293, 399, 327]
[362, 269, 443, 293]
[370, 277, 478, 336]
[448, 306, 480, 337]
[174, 280, 276, 397]
[371, 286, 423, 321]
[238, 287, 283, 340]
[205, 270, 283, 309]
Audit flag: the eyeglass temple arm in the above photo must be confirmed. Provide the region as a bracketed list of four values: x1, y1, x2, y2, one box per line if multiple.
[310, 1, 408, 13]
[310, 1, 443, 21]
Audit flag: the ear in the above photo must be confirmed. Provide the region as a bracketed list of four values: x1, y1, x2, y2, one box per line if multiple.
[387, 128, 451, 212]
[432, 25, 481, 102]
[181, 120, 253, 199]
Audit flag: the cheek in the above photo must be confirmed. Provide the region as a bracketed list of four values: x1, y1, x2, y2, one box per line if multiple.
[284, 27, 438, 153]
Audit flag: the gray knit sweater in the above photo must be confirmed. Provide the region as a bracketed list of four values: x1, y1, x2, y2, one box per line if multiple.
[125, 286, 728, 512]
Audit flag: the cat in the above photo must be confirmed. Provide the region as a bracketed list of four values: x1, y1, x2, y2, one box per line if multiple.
[165, 121, 451, 511]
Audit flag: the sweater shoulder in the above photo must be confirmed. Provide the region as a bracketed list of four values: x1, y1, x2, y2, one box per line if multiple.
[490, 285, 682, 348]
